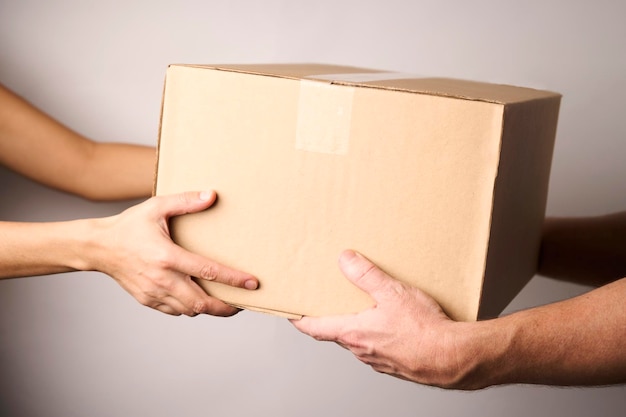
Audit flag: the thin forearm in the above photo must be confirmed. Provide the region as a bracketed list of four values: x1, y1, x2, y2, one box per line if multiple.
[78, 142, 155, 201]
[0, 219, 101, 278]
[462, 278, 626, 388]
[0, 83, 155, 201]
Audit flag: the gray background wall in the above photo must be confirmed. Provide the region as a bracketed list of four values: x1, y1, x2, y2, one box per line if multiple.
[0, 1, 624, 416]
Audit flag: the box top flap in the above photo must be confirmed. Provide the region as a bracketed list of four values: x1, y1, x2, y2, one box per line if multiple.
[171, 63, 561, 104]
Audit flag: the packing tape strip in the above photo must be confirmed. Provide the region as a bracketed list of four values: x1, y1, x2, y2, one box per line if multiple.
[295, 72, 421, 155]
[295, 79, 354, 155]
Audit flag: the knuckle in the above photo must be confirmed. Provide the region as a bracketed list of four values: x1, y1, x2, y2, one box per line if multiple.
[140, 196, 162, 216]
[191, 300, 209, 315]
[310, 328, 332, 342]
[168, 309, 183, 317]
[313, 334, 326, 342]
[153, 249, 175, 270]
[136, 294, 153, 307]
[370, 364, 388, 375]
[339, 329, 358, 346]
[154, 302, 182, 316]
[199, 264, 219, 281]
[137, 276, 174, 302]
[177, 192, 194, 208]
[340, 329, 371, 353]
[149, 276, 175, 294]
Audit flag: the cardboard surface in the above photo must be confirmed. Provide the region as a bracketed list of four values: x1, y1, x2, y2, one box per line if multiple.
[154, 63, 561, 321]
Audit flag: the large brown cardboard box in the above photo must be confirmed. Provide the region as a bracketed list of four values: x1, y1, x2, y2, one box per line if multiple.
[154, 63, 561, 321]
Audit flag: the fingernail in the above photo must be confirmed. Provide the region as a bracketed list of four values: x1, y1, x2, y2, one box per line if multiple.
[339, 250, 360, 265]
[199, 191, 213, 201]
[244, 279, 258, 290]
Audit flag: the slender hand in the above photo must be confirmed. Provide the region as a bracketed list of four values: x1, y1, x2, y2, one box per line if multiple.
[90, 190, 259, 316]
[0, 190, 259, 317]
[291, 250, 626, 390]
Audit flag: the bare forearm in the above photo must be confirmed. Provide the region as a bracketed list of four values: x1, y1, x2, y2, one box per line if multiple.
[79, 142, 155, 201]
[291, 251, 626, 390]
[0, 83, 155, 201]
[0, 220, 101, 278]
[462, 278, 626, 388]
[539, 214, 626, 286]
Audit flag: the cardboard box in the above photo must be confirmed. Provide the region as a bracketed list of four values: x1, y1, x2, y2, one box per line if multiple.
[154, 63, 561, 321]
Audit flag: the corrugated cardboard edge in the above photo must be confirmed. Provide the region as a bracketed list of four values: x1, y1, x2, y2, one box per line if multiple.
[343, 77, 559, 105]
[176, 63, 379, 81]
[228, 303, 302, 320]
[152, 66, 172, 197]
[477, 95, 562, 319]
[168, 63, 560, 106]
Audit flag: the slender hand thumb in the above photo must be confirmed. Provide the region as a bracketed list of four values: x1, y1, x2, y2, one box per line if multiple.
[159, 190, 217, 217]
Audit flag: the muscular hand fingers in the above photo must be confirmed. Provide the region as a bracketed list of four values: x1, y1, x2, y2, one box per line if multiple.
[291, 315, 353, 342]
[338, 250, 407, 303]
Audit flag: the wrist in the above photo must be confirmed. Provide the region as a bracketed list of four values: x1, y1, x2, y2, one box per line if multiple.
[449, 318, 519, 390]
[64, 216, 109, 273]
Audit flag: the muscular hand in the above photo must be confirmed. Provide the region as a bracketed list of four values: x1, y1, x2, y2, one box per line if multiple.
[291, 250, 473, 388]
[91, 191, 258, 317]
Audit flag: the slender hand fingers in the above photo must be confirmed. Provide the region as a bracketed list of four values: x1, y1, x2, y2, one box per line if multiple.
[148, 191, 260, 290]
[153, 302, 182, 316]
[167, 244, 258, 290]
[168, 275, 241, 317]
[140, 274, 240, 317]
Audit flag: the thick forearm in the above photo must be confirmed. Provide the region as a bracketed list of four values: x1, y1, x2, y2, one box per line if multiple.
[292, 251, 626, 390]
[463, 278, 626, 388]
[539, 214, 626, 286]
[0, 219, 100, 278]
